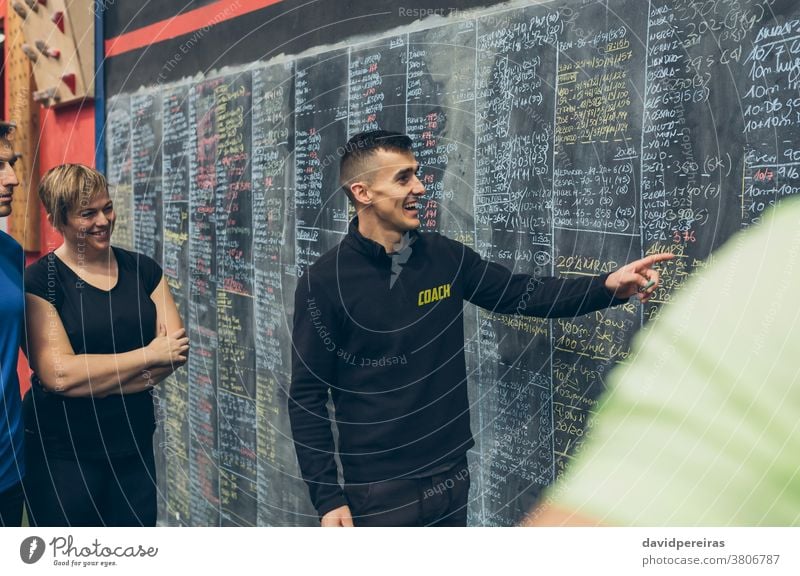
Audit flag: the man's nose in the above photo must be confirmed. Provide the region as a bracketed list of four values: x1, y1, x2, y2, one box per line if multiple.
[411, 175, 426, 195]
[2, 165, 18, 187]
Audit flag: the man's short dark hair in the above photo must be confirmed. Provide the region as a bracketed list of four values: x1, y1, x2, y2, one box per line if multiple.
[340, 130, 413, 203]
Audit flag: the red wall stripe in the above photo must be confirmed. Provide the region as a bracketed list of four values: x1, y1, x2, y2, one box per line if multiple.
[105, 0, 285, 58]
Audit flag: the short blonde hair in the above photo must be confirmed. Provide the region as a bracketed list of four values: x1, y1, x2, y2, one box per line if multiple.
[38, 164, 108, 228]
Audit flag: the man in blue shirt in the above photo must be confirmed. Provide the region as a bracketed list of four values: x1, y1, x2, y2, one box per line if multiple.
[0, 121, 24, 526]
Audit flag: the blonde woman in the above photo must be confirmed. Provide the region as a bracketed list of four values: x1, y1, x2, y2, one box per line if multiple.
[24, 164, 188, 526]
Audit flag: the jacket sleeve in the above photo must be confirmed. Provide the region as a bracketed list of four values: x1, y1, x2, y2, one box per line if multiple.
[288, 273, 348, 518]
[457, 241, 627, 318]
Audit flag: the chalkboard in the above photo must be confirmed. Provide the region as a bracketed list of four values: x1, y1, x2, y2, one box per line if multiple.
[105, 0, 800, 525]
[160, 83, 192, 525]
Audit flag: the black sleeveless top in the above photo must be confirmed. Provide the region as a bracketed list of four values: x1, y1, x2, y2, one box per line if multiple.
[24, 247, 162, 458]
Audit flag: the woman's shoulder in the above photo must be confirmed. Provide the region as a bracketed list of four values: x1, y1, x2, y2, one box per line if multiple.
[24, 252, 60, 299]
[111, 245, 137, 262]
[113, 246, 157, 268]
[25, 251, 58, 276]
[113, 247, 162, 291]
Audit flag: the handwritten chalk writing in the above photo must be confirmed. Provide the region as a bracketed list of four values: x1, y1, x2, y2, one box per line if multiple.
[106, 0, 799, 527]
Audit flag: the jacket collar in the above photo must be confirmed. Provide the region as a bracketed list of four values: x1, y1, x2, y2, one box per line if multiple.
[345, 217, 418, 262]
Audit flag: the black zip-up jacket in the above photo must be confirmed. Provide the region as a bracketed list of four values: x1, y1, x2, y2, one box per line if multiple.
[289, 219, 626, 517]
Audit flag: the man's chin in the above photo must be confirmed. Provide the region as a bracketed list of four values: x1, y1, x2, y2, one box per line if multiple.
[405, 218, 421, 230]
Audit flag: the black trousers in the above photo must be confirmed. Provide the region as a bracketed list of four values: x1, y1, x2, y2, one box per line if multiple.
[344, 459, 470, 527]
[0, 481, 24, 526]
[24, 434, 157, 527]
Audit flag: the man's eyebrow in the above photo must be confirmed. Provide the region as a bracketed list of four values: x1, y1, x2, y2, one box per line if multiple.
[394, 165, 419, 179]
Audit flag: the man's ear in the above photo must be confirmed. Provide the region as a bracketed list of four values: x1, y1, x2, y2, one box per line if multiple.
[350, 181, 371, 206]
[46, 212, 58, 230]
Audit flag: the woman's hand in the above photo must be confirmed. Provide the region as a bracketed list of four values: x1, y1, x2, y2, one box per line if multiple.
[146, 325, 189, 368]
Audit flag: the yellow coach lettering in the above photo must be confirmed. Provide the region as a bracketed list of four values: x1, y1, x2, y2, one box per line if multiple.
[418, 289, 429, 306]
[417, 283, 451, 306]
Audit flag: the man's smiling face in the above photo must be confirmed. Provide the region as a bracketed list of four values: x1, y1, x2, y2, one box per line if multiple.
[359, 149, 426, 236]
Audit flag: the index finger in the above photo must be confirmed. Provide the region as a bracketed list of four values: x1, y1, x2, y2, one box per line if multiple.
[640, 253, 675, 267]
